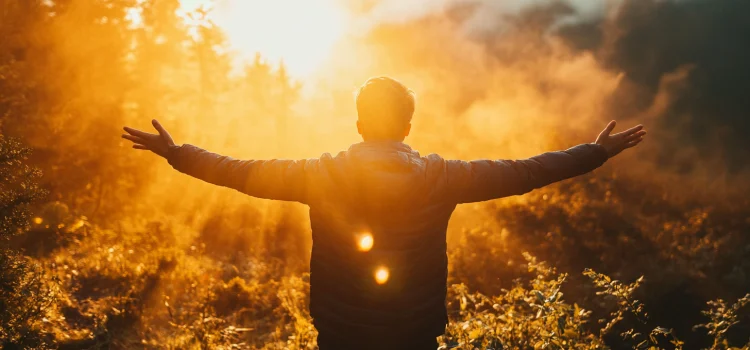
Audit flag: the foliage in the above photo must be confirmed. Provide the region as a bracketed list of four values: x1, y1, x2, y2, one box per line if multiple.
[0, 0, 748, 349]
[441, 253, 604, 349]
[441, 253, 749, 350]
[0, 138, 45, 238]
[693, 294, 750, 350]
[0, 137, 56, 348]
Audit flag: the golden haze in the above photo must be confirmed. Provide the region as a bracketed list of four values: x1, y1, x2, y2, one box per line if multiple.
[3, 0, 750, 348]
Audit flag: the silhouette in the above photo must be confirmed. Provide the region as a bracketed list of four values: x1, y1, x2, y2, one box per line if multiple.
[122, 76, 646, 350]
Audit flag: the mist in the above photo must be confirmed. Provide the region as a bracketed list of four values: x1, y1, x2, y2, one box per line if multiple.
[2, 0, 749, 347]
[324, 0, 750, 195]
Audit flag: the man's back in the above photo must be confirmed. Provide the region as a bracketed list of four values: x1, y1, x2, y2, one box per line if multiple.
[302, 139, 615, 347]
[307, 141, 454, 344]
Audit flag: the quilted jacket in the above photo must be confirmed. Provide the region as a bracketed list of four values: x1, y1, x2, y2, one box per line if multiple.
[167, 140, 609, 341]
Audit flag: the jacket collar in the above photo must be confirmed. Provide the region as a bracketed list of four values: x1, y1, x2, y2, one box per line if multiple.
[348, 140, 414, 153]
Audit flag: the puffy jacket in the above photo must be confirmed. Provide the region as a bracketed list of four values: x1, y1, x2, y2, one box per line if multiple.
[167, 141, 609, 341]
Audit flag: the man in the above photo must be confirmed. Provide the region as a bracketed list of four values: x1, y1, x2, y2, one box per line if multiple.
[122, 77, 646, 349]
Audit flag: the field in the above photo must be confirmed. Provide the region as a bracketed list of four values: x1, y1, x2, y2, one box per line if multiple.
[2, 0, 750, 349]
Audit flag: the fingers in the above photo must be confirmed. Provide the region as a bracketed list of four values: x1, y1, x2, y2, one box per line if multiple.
[599, 120, 617, 138]
[624, 130, 647, 142]
[625, 136, 644, 148]
[121, 134, 146, 144]
[123, 126, 155, 138]
[151, 119, 175, 145]
[614, 124, 644, 137]
[152, 119, 168, 138]
[123, 134, 148, 149]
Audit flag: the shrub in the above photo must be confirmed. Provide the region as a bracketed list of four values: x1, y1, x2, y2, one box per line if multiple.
[0, 137, 55, 348]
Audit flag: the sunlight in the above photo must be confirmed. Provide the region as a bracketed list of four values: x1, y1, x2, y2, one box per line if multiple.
[357, 233, 374, 252]
[180, 0, 347, 78]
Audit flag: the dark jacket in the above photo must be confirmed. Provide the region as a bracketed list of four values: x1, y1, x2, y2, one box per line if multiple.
[167, 141, 608, 342]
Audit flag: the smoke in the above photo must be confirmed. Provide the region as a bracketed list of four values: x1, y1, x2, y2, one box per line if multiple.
[325, 1, 624, 157]
[348, 0, 618, 33]
[582, 0, 750, 170]
[324, 0, 750, 194]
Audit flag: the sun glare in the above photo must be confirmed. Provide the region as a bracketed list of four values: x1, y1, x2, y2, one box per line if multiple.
[374, 266, 389, 285]
[180, 0, 347, 78]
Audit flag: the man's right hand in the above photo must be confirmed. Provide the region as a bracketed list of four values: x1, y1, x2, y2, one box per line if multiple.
[122, 119, 177, 158]
[594, 120, 647, 158]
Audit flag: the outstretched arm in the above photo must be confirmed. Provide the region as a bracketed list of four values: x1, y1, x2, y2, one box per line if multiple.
[446, 121, 646, 203]
[122, 120, 313, 203]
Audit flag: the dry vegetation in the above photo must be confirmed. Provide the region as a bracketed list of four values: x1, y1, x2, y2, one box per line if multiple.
[1, 0, 750, 349]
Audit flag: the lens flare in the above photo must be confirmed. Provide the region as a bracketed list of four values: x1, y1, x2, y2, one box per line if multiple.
[374, 266, 389, 284]
[357, 233, 374, 251]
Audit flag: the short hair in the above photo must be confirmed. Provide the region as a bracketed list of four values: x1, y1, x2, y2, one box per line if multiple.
[355, 77, 416, 140]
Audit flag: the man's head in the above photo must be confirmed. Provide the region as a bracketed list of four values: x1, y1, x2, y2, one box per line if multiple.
[355, 77, 415, 142]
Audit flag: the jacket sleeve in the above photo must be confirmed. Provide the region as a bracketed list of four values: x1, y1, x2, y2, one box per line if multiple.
[166, 144, 315, 203]
[444, 143, 609, 204]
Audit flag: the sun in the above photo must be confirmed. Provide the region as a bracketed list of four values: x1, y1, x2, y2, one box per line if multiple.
[181, 0, 347, 79]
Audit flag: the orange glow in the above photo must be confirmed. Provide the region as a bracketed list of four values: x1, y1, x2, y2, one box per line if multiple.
[357, 233, 374, 252]
[374, 266, 389, 284]
[5, 0, 743, 346]
[180, 0, 347, 78]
